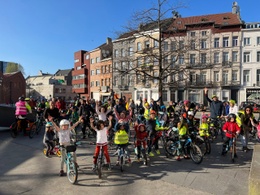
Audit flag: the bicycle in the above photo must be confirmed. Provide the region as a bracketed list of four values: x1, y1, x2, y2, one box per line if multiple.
[29, 114, 45, 138]
[134, 138, 148, 165]
[43, 140, 61, 157]
[165, 135, 203, 164]
[10, 118, 36, 139]
[61, 142, 80, 184]
[195, 129, 211, 155]
[116, 144, 130, 172]
[223, 131, 237, 163]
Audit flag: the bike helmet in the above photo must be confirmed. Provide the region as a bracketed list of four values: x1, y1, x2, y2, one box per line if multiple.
[228, 113, 236, 121]
[46, 122, 53, 127]
[201, 115, 208, 120]
[19, 96, 25, 101]
[187, 111, 194, 116]
[59, 119, 70, 126]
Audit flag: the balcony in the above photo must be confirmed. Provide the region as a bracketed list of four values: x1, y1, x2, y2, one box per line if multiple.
[222, 61, 232, 67]
[186, 63, 213, 69]
[118, 85, 129, 91]
[141, 64, 153, 70]
[220, 80, 240, 86]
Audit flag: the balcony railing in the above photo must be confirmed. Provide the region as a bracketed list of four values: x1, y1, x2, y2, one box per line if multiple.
[117, 85, 129, 91]
[222, 61, 233, 67]
[220, 80, 240, 86]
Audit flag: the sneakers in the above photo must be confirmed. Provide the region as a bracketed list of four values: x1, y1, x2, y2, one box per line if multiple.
[137, 158, 140, 163]
[149, 152, 155, 157]
[82, 135, 86, 139]
[116, 161, 120, 166]
[107, 163, 111, 170]
[234, 153, 238, 158]
[176, 156, 181, 161]
[45, 155, 51, 158]
[128, 158, 131, 164]
[184, 155, 190, 159]
[59, 170, 65, 176]
[155, 150, 160, 155]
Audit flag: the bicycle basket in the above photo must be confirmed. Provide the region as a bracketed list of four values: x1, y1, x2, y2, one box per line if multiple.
[66, 145, 77, 153]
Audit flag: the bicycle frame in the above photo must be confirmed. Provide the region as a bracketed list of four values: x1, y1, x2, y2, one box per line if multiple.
[97, 145, 105, 179]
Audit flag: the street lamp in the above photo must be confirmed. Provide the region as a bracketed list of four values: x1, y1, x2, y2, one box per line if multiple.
[0, 77, 2, 104]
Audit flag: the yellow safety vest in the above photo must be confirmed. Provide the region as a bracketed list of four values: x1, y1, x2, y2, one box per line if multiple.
[178, 125, 187, 136]
[199, 123, 209, 136]
[114, 130, 129, 145]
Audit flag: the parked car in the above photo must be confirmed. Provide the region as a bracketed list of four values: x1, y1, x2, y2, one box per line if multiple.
[239, 101, 260, 112]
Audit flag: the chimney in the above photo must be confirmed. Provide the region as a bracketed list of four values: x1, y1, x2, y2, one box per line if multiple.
[232, 2, 240, 18]
[138, 23, 143, 31]
[106, 37, 112, 45]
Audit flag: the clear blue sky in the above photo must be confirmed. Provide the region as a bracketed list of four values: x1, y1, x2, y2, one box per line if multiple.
[0, 0, 258, 77]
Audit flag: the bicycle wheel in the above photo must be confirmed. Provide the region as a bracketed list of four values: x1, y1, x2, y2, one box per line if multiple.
[10, 122, 18, 138]
[97, 159, 102, 179]
[67, 160, 78, 184]
[120, 155, 124, 172]
[43, 148, 47, 155]
[164, 139, 178, 156]
[231, 140, 235, 163]
[29, 124, 37, 138]
[36, 120, 42, 135]
[190, 144, 203, 164]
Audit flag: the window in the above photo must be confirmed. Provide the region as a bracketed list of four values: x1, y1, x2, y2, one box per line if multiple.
[91, 58, 95, 64]
[91, 70, 95, 75]
[154, 40, 159, 48]
[222, 71, 228, 84]
[162, 90, 167, 102]
[257, 37, 260, 45]
[201, 72, 207, 84]
[90, 81, 94, 87]
[137, 57, 142, 67]
[243, 70, 250, 83]
[190, 31, 196, 37]
[232, 51, 238, 62]
[129, 61, 133, 69]
[114, 62, 119, 70]
[86, 55, 90, 59]
[190, 40, 196, 50]
[232, 36, 238, 47]
[190, 72, 196, 83]
[145, 40, 150, 48]
[214, 38, 219, 48]
[244, 37, 251, 46]
[171, 41, 176, 50]
[257, 51, 260, 62]
[137, 42, 142, 51]
[223, 52, 229, 62]
[201, 39, 207, 49]
[96, 81, 100, 86]
[232, 70, 238, 81]
[223, 37, 229, 47]
[128, 47, 133, 56]
[171, 55, 176, 68]
[243, 52, 250, 63]
[257, 69, 260, 84]
[190, 54, 196, 65]
[121, 62, 127, 70]
[214, 71, 219, 82]
[74, 59, 79, 63]
[114, 49, 119, 57]
[96, 69, 100, 75]
[179, 40, 184, 50]
[214, 53, 220, 64]
[121, 49, 125, 57]
[96, 57, 100, 63]
[202, 31, 207, 36]
[179, 55, 184, 65]
[164, 41, 168, 51]
[76, 66, 81, 70]
[200, 53, 207, 64]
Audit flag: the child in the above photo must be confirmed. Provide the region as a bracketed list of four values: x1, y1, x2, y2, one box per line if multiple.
[114, 122, 131, 164]
[43, 122, 55, 158]
[51, 117, 82, 176]
[221, 113, 240, 156]
[134, 123, 148, 163]
[70, 106, 79, 124]
[176, 115, 189, 161]
[90, 115, 113, 170]
[199, 115, 209, 138]
[95, 100, 112, 121]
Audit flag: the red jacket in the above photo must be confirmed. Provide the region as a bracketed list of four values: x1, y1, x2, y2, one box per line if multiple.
[222, 121, 240, 138]
[134, 124, 148, 147]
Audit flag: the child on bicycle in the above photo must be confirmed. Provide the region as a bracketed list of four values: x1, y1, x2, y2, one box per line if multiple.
[221, 113, 240, 156]
[176, 115, 189, 161]
[90, 115, 113, 170]
[134, 123, 148, 162]
[114, 121, 131, 164]
[199, 115, 209, 138]
[50, 117, 82, 176]
[43, 122, 55, 158]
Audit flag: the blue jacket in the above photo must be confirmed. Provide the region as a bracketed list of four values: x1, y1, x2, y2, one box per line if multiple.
[205, 94, 224, 118]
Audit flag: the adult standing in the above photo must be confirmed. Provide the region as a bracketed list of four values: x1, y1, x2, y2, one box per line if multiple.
[204, 88, 225, 119]
[78, 99, 95, 139]
[240, 105, 256, 151]
[229, 100, 238, 114]
[44, 100, 60, 122]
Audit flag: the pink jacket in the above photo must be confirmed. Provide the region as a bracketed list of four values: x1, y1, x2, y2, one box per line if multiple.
[15, 101, 27, 116]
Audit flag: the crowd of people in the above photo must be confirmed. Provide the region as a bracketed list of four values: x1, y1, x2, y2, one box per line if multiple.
[13, 88, 260, 176]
